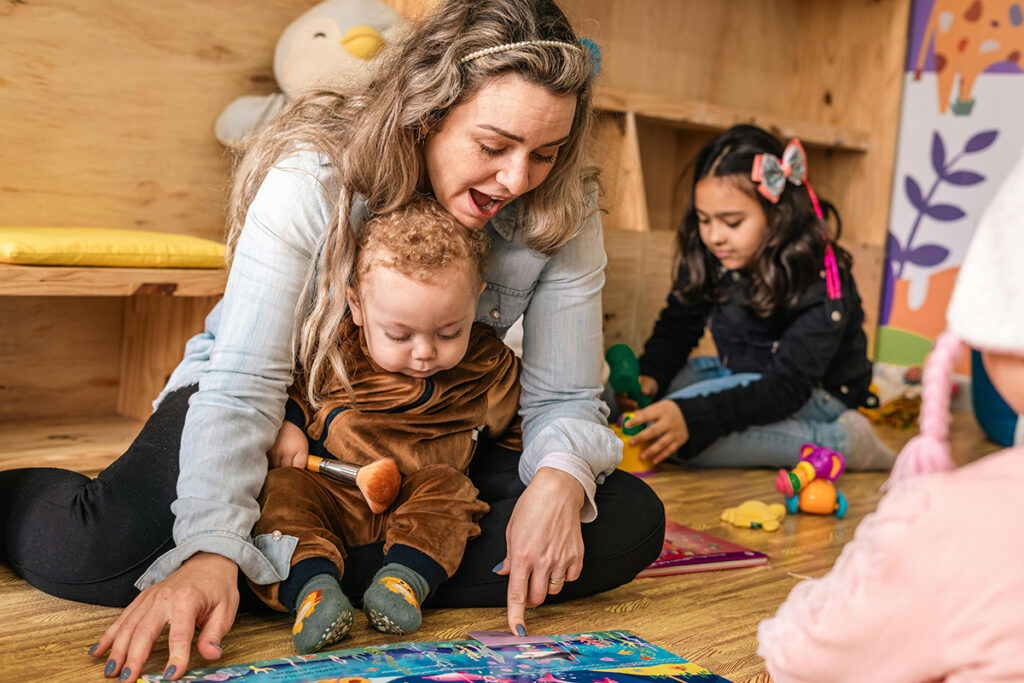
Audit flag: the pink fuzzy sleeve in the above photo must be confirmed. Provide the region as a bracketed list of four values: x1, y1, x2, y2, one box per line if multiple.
[757, 479, 945, 683]
[760, 449, 1024, 682]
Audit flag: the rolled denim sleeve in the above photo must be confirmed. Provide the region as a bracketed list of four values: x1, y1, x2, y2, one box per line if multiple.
[136, 152, 333, 588]
[517, 195, 622, 522]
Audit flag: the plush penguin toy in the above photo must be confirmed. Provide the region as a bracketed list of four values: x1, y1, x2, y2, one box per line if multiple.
[215, 0, 403, 148]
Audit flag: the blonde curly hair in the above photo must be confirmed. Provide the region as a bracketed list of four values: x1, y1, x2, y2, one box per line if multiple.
[353, 196, 489, 290]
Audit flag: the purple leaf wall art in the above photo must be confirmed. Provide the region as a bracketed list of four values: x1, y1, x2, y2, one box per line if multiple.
[881, 128, 998, 325]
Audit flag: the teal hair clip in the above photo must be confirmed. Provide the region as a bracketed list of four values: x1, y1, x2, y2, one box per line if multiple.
[578, 37, 601, 78]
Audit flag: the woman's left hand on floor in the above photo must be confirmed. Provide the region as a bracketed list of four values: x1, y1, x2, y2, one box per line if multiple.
[628, 400, 690, 464]
[90, 552, 239, 680]
[494, 467, 585, 636]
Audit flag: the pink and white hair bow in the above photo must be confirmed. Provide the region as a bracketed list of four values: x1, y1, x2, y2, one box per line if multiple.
[751, 139, 807, 203]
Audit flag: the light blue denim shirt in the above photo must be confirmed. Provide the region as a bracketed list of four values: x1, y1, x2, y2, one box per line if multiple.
[136, 150, 621, 589]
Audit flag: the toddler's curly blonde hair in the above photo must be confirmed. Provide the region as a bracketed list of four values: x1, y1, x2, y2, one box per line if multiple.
[352, 197, 489, 291]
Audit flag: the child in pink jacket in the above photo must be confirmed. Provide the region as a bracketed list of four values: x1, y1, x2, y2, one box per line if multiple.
[757, 147, 1024, 682]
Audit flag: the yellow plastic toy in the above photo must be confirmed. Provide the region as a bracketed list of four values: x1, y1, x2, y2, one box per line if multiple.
[721, 500, 786, 532]
[611, 412, 657, 475]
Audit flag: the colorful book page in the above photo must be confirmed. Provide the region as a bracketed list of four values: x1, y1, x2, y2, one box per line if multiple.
[637, 521, 768, 577]
[138, 630, 731, 682]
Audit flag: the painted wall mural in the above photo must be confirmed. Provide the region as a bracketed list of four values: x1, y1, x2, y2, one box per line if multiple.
[877, 0, 1024, 372]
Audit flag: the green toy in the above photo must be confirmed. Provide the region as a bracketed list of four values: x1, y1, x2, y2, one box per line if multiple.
[605, 344, 652, 408]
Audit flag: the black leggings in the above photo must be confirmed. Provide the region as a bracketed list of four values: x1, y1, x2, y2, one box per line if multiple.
[0, 385, 665, 608]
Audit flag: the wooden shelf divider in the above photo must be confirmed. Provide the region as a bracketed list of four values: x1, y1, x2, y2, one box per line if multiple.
[0, 415, 145, 476]
[0, 263, 227, 297]
[594, 87, 870, 153]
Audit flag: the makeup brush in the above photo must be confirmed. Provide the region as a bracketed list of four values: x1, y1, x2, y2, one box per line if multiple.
[305, 455, 401, 514]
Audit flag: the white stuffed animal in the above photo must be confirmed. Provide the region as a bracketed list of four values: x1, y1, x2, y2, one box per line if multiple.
[215, 0, 404, 147]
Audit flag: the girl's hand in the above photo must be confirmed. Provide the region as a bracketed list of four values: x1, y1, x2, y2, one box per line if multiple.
[90, 552, 238, 681]
[616, 375, 659, 412]
[494, 467, 584, 636]
[268, 421, 308, 469]
[628, 400, 689, 464]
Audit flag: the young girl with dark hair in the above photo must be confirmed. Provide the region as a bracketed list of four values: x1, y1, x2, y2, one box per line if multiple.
[623, 124, 893, 470]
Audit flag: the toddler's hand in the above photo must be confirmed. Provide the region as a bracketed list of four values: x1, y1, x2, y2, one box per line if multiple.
[638, 375, 658, 397]
[617, 375, 659, 412]
[627, 400, 688, 465]
[268, 420, 309, 469]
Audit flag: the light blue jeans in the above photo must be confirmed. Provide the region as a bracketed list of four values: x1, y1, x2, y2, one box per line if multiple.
[621, 357, 851, 468]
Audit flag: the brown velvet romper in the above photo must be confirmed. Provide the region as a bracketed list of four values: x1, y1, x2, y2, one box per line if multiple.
[251, 320, 521, 610]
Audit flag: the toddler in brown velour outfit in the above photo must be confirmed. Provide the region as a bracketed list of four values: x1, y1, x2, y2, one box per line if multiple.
[249, 198, 521, 653]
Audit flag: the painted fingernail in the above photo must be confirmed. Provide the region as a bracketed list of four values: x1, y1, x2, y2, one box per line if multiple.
[164, 665, 177, 679]
[119, 667, 132, 681]
[210, 642, 223, 651]
[88, 642, 99, 655]
[515, 624, 527, 636]
[491, 561, 504, 573]
[105, 660, 117, 676]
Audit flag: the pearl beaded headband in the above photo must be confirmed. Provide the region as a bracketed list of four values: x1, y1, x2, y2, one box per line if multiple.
[458, 40, 582, 65]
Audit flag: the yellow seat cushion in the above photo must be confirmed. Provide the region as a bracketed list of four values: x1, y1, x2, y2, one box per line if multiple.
[0, 227, 225, 268]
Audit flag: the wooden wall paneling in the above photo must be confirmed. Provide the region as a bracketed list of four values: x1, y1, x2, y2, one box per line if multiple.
[637, 229, 676, 343]
[601, 229, 645, 350]
[602, 229, 716, 359]
[639, 229, 673, 355]
[0, 0, 324, 239]
[0, 298, 123, 420]
[788, 0, 911, 246]
[117, 295, 220, 420]
[787, 0, 912, 355]
[636, 124, 717, 233]
[635, 230, 718, 360]
[634, 123, 683, 234]
[592, 112, 650, 232]
[0, 0, 441, 243]
[561, 0, 804, 113]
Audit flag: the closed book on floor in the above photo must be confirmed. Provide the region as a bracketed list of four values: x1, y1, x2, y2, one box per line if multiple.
[638, 520, 768, 577]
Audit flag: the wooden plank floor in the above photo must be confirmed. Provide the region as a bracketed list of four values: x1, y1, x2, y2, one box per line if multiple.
[0, 413, 999, 682]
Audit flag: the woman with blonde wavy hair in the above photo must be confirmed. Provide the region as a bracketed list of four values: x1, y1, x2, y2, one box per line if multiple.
[0, 0, 664, 679]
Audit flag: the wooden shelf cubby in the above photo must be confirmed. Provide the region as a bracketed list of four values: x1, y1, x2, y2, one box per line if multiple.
[566, 0, 912, 356]
[0, 264, 225, 421]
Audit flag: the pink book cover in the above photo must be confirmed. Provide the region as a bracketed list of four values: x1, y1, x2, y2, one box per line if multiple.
[637, 520, 768, 577]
